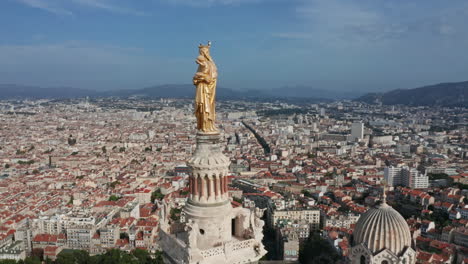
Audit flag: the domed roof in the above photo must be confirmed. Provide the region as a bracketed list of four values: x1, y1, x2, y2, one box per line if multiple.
[353, 201, 412, 256]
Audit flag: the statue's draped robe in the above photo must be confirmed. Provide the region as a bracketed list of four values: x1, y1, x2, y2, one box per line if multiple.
[194, 58, 217, 132]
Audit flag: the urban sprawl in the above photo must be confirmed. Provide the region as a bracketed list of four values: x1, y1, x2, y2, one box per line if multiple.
[0, 98, 467, 263]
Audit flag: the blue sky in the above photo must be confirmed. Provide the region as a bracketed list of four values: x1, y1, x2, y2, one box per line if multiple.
[0, 0, 467, 92]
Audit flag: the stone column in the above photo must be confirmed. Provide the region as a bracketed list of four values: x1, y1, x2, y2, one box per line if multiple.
[220, 175, 224, 194]
[211, 175, 216, 202]
[189, 176, 193, 199]
[222, 175, 227, 199]
[214, 174, 220, 201]
[200, 175, 207, 202]
[206, 175, 210, 202]
[223, 176, 228, 194]
[193, 175, 199, 201]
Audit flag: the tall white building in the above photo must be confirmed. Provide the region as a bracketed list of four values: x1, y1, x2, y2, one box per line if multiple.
[384, 166, 429, 189]
[403, 168, 429, 189]
[351, 122, 364, 141]
[320, 108, 326, 116]
[384, 167, 402, 187]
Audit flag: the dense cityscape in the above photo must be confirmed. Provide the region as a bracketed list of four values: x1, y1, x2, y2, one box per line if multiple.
[2, 0, 468, 263]
[0, 97, 466, 263]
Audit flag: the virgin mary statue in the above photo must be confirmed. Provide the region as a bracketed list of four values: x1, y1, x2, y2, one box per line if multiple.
[193, 42, 218, 133]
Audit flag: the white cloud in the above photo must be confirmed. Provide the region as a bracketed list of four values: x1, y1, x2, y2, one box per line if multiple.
[166, 0, 262, 7]
[15, 0, 146, 16]
[293, 0, 403, 42]
[16, 0, 73, 15]
[296, 0, 381, 29]
[271, 32, 313, 40]
[70, 0, 148, 16]
[274, 0, 468, 43]
[438, 25, 455, 35]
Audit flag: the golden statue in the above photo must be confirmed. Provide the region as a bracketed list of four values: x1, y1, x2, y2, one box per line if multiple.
[193, 41, 218, 133]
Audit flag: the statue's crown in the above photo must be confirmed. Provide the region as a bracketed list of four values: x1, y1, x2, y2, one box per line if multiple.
[199, 41, 211, 49]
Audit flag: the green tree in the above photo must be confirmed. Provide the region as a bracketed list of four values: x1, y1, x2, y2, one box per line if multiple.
[0, 260, 17, 264]
[151, 189, 165, 203]
[90, 249, 137, 264]
[56, 250, 90, 264]
[18, 160, 34, 165]
[170, 208, 182, 221]
[22, 257, 41, 264]
[454, 183, 468, 190]
[109, 181, 120, 189]
[180, 190, 190, 196]
[144, 146, 152, 152]
[153, 250, 164, 264]
[67, 137, 76, 146]
[299, 233, 341, 264]
[4, 164, 10, 169]
[132, 248, 159, 264]
[109, 195, 120, 201]
[233, 197, 243, 204]
[120, 232, 129, 240]
[14, 247, 163, 264]
[337, 204, 350, 213]
[424, 211, 451, 228]
[302, 190, 313, 198]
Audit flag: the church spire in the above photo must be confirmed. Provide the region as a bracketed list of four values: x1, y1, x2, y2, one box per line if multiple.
[381, 180, 388, 206]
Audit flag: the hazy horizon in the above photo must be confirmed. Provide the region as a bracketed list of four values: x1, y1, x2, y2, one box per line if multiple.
[1, 0, 468, 92]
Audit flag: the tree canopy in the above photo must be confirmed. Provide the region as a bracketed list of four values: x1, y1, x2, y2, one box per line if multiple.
[299, 233, 341, 264]
[0, 249, 163, 264]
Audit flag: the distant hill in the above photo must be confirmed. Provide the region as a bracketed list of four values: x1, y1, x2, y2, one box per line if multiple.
[0, 84, 97, 99]
[104, 84, 271, 100]
[3, 82, 466, 106]
[0, 83, 328, 103]
[356, 81, 468, 107]
[269, 86, 361, 100]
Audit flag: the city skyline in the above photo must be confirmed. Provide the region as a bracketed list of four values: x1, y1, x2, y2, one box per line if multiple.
[1, 0, 468, 91]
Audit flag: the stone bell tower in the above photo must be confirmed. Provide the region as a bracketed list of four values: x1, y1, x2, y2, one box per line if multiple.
[158, 42, 266, 264]
[184, 132, 233, 249]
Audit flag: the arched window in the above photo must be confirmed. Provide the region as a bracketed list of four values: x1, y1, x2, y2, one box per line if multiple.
[381, 261, 389, 264]
[360, 255, 366, 264]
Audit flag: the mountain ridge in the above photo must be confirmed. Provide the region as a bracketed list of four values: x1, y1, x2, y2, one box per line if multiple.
[1, 81, 466, 107]
[356, 81, 468, 107]
[0, 84, 328, 102]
